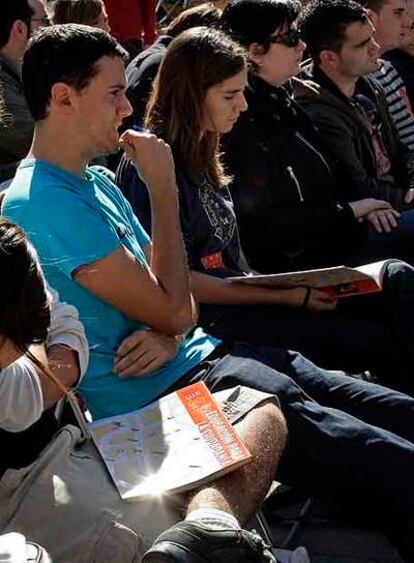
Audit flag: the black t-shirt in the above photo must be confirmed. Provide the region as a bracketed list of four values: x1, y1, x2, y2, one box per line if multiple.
[352, 93, 393, 179]
[116, 156, 247, 278]
[0, 408, 57, 478]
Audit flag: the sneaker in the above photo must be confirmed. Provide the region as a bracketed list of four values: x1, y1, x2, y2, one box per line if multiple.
[142, 521, 277, 563]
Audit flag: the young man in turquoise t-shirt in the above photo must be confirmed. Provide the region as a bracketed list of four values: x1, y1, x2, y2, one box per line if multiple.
[3, 24, 288, 563]
[5, 24, 414, 563]
[7, 157, 219, 419]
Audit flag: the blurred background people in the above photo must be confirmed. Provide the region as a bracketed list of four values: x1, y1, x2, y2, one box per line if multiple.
[0, 0, 49, 186]
[298, 0, 414, 212]
[357, 0, 414, 150]
[385, 0, 414, 107]
[124, 3, 222, 131]
[51, 0, 111, 32]
[103, 0, 156, 60]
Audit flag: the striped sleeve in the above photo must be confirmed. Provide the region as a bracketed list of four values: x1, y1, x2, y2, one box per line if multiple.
[372, 60, 414, 150]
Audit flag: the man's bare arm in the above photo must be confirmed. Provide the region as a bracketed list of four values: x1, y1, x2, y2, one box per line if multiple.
[29, 343, 80, 410]
[75, 132, 196, 336]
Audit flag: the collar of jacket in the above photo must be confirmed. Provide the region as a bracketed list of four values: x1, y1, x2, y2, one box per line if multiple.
[0, 55, 21, 84]
[246, 74, 297, 117]
[297, 61, 384, 129]
[301, 61, 382, 108]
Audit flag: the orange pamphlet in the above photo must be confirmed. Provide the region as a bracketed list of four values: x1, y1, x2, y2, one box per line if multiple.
[89, 382, 251, 500]
[229, 260, 394, 298]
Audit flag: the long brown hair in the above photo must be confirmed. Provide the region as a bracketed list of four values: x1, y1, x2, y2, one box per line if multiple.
[145, 27, 248, 187]
[0, 218, 50, 352]
[0, 219, 71, 398]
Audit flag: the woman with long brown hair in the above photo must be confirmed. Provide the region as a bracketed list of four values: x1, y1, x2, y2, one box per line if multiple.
[116, 25, 414, 395]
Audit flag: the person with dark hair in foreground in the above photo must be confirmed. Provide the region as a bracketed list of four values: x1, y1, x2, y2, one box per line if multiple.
[3, 24, 292, 563]
[6, 23, 414, 562]
[0, 217, 235, 562]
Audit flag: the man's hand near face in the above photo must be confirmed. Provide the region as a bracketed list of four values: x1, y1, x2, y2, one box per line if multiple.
[75, 132, 197, 337]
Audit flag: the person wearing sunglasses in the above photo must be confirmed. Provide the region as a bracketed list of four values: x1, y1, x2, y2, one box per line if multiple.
[220, 0, 414, 278]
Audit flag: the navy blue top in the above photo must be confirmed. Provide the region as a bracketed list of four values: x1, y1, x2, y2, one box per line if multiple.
[116, 155, 248, 279]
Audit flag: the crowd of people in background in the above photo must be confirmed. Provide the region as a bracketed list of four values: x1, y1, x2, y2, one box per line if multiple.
[0, 0, 414, 562]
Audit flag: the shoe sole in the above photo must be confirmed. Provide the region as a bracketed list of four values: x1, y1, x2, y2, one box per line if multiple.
[143, 541, 208, 563]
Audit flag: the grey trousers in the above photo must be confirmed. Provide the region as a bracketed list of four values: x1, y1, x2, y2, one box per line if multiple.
[0, 386, 275, 562]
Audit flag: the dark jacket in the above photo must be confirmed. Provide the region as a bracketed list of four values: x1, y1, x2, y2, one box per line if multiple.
[222, 74, 364, 274]
[295, 62, 414, 210]
[0, 56, 34, 183]
[123, 35, 172, 131]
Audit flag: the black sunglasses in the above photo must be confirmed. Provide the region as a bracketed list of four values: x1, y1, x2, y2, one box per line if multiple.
[268, 28, 302, 48]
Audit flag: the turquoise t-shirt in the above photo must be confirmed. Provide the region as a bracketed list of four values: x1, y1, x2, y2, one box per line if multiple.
[4, 159, 219, 419]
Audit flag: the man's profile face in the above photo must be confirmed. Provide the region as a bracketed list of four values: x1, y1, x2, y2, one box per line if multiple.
[73, 56, 132, 157]
[371, 0, 409, 53]
[400, 2, 414, 54]
[337, 19, 380, 78]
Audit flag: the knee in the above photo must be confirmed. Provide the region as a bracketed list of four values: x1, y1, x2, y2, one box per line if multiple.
[255, 400, 288, 451]
[383, 260, 414, 291]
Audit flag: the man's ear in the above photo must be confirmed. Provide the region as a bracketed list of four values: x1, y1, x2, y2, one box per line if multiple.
[10, 19, 29, 43]
[248, 42, 266, 66]
[319, 49, 340, 69]
[49, 83, 77, 114]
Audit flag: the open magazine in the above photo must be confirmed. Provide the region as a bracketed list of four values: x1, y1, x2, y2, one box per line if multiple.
[229, 260, 395, 298]
[89, 382, 251, 501]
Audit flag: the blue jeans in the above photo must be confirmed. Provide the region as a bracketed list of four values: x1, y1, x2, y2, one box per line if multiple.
[173, 343, 414, 561]
[200, 260, 414, 396]
[353, 207, 414, 266]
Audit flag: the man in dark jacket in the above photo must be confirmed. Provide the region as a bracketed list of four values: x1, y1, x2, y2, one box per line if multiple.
[222, 73, 370, 273]
[220, 0, 414, 273]
[297, 0, 414, 211]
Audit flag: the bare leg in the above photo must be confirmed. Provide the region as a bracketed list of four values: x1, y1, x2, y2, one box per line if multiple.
[186, 400, 287, 524]
[143, 401, 288, 562]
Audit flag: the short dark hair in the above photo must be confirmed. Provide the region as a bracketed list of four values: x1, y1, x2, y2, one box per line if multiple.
[221, 0, 301, 51]
[0, 0, 33, 49]
[300, 0, 368, 62]
[22, 23, 128, 121]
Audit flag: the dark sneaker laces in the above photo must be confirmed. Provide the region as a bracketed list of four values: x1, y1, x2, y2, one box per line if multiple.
[143, 521, 309, 563]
